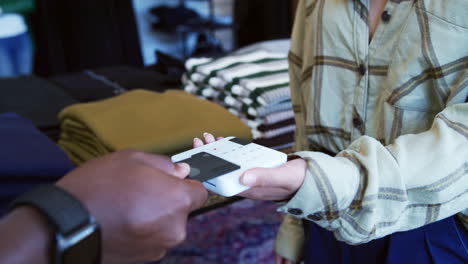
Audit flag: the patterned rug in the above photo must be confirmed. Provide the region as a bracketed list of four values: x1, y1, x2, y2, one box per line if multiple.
[160, 199, 283, 264]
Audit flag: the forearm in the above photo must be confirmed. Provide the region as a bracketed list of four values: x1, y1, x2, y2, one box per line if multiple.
[0, 207, 51, 264]
[279, 103, 468, 244]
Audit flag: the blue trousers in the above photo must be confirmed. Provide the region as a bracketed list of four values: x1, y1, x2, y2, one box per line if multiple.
[0, 32, 33, 77]
[304, 216, 468, 264]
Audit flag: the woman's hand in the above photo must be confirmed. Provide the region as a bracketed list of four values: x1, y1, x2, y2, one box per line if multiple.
[194, 133, 303, 264]
[193, 133, 307, 201]
[238, 158, 306, 201]
[193, 132, 224, 148]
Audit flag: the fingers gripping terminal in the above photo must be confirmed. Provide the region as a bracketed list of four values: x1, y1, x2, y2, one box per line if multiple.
[171, 137, 287, 197]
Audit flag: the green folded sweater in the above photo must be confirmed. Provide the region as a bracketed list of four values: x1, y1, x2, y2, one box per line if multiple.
[58, 89, 252, 164]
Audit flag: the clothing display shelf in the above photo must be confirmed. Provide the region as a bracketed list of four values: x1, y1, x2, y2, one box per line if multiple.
[151, 0, 235, 58]
[177, 0, 232, 32]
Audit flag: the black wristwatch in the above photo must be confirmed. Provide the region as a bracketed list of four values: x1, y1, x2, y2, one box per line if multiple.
[10, 185, 101, 264]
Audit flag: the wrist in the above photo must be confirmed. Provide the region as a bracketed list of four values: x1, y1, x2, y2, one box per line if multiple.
[0, 207, 52, 264]
[8, 185, 102, 264]
[274, 158, 307, 203]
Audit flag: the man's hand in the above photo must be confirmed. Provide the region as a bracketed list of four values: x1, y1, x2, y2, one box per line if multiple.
[56, 150, 208, 264]
[194, 133, 307, 201]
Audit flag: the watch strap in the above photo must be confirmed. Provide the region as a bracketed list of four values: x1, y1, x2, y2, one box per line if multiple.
[10, 185, 91, 236]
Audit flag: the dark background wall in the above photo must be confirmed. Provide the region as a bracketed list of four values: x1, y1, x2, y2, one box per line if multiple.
[234, 0, 294, 48]
[30, 0, 296, 76]
[32, 0, 143, 76]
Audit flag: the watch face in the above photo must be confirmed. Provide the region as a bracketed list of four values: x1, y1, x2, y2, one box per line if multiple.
[58, 227, 101, 264]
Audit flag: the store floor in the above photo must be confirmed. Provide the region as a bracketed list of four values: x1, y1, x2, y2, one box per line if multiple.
[161, 199, 283, 264]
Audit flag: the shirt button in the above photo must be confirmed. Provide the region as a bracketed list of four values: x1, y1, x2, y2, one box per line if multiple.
[381, 10, 391, 23]
[353, 117, 363, 129]
[307, 213, 322, 221]
[358, 64, 366, 75]
[288, 208, 303, 216]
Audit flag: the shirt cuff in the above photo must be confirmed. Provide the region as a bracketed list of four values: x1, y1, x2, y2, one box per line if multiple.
[277, 151, 360, 222]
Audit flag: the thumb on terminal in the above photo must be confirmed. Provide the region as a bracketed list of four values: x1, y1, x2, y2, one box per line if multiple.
[240, 159, 307, 190]
[240, 167, 284, 188]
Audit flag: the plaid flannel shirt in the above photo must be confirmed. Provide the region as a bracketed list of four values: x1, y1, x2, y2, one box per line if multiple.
[276, 0, 468, 261]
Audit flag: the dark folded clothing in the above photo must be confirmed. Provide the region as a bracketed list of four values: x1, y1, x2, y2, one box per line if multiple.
[49, 65, 181, 102]
[150, 5, 200, 32]
[40, 127, 62, 142]
[257, 118, 295, 132]
[0, 182, 46, 200]
[0, 182, 56, 217]
[49, 72, 116, 102]
[0, 113, 74, 180]
[0, 76, 78, 130]
[269, 141, 294, 151]
[253, 132, 295, 148]
[0, 202, 8, 217]
[148, 51, 187, 82]
[91, 66, 180, 91]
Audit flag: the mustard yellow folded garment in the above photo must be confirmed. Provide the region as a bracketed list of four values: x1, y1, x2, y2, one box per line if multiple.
[58, 89, 252, 164]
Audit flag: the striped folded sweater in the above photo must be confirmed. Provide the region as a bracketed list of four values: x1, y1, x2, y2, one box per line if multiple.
[183, 49, 296, 145]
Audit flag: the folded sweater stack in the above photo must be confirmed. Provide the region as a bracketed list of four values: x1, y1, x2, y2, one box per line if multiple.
[183, 50, 295, 150]
[58, 89, 252, 165]
[0, 113, 75, 216]
[0, 76, 78, 140]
